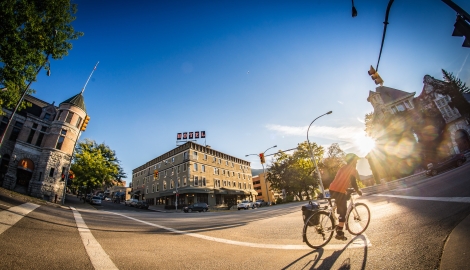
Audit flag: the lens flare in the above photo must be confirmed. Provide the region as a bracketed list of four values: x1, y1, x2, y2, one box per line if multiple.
[354, 133, 376, 156]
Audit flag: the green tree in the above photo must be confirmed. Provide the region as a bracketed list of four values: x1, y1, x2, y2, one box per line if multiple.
[266, 141, 324, 201]
[70, 139, 125, 193]
[0, 0, 83, 112]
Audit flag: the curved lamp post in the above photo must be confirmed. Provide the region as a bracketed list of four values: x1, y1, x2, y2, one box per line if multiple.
[246, 145, 277, 205]
[307, 111, 332, 198]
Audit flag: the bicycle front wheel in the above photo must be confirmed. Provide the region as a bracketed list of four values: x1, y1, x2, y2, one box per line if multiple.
[303, 210, 335, 249]
[346, 203, 370, 235]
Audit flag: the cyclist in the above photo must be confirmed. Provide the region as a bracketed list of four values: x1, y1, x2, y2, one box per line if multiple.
[328, 153, 363, 240]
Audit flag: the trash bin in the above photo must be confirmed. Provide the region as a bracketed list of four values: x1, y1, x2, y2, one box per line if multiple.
[302, 201, 320, 226]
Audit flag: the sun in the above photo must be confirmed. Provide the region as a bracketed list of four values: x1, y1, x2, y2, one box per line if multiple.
[354, 133, 376, 156]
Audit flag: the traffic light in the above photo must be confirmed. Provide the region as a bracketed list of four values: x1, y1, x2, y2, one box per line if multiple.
[259, 153, 265, 164]
[80, 115, 90, 131]
[154, 170, 159, 179]
[452, 15, 470, 48]
[368, 65, 384, 86]
[68, 170, 74, 180]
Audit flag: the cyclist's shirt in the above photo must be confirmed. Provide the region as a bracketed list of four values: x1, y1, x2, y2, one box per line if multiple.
[329, 163, 359, 194]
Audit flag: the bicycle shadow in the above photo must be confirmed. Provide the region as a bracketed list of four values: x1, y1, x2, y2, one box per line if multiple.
[282, 235, 369, 270]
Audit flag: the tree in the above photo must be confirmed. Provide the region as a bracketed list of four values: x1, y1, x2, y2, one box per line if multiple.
[0, 0, 83, 113]
[266, 141, 324, 201]
[70, 140, 125, 193]
[434, 69, 470, 120]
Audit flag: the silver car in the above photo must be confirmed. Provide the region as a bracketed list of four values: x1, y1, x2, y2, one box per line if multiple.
[91, 196, 102, 206]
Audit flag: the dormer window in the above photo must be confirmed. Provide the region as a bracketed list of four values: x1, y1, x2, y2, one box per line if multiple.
[43, 113, 51, 121]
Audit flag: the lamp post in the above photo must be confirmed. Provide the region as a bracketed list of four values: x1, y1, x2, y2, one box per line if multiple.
[306, 111, 332, 198]
[246, 145, 277, 205]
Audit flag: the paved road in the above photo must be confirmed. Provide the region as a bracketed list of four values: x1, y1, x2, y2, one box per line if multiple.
[1, 162, 469, 269]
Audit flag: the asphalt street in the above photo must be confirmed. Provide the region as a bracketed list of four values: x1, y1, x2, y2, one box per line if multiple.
[1, 162, 470, 269]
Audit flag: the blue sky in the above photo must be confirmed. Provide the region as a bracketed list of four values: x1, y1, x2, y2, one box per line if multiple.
[31, 0, 470, 179]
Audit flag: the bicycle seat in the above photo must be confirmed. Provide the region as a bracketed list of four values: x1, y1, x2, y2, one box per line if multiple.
[346, 188, 356, 195]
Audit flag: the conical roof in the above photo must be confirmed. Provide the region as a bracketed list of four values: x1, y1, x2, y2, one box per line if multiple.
[60, 93, 86, 112]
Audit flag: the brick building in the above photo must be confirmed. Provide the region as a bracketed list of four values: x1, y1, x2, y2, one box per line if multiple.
[132, 142, 256, 208]
[0, 92, 87, 202]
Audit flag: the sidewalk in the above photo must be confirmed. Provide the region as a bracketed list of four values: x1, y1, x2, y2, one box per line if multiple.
[440, 212, 470, 269]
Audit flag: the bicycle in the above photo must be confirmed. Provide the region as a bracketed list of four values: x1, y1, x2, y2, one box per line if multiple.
[302, 188, 371, 249]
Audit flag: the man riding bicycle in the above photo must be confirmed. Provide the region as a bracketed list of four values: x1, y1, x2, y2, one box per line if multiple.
[328, 153, 363, 240]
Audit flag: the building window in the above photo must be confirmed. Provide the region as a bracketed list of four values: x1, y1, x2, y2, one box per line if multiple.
[404, 100, 412, 109]
[49, 168, 55, 177]
[156, 184, 159, 191]
[163, 181, 167, 190]
[170, 180, 174, 189]
[223, 180, 227, 187]
[238, 182, 242, 189]
[227, 181, 231, 187]
[56, 129, 67, 150]
[194, 176, 199, 186]
[233, 181, 236, 187]
[177, 177, 180, 188]
[183, 163, 187, 172]
[238, 173, 240, 179]
[26, 129, 35, 144]
[226, 160, 228, 166]
[76, 116, 82, 128]
[204, 154, 207, 160]
[56, 110, 63, 121]
[65, 111, 74, 123]
[146, 188, 149, 194]
[194, 163, 198, 171]
[9, 121, 23, 141]
[202, 177, 206, 186]
[201, 165, 205, 172]
[244, 183, 247, 189]
[34, 126, 47, 147]
[218, 158, 221, 164]
[213, 157, 216, 162]
[44, 113, 51, 121]
[193, 151, 198, 160]
[184, 151, 188, 160]
[183, 176, 187, 186]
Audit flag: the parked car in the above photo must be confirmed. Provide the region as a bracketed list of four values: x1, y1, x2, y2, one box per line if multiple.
[254, 199, 267, 207]
[125, 199, 138, 206]
[90, 196, 102, 206]
[85, 194, 92, 202]
[426, 153, 467, 176]
[183, 203, 209, 213]
[237, 200, 254, 210]
[104, 197, 111, 201]
[135, 201, 149, 209]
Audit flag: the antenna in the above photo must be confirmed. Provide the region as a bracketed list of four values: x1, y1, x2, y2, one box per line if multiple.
[81, 61, 99, 94]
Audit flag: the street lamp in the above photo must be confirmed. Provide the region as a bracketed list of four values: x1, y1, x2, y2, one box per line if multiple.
[246, 145, 277, 205]
[306, 111, 332, 198]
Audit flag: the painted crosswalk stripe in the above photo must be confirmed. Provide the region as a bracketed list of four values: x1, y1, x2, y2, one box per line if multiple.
[71, 207, 118, 270]
[0, 202, 40, 235]
[373, 194, 470, 203]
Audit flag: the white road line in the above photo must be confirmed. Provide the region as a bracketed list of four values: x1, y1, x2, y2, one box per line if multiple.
[71, 207, 118, 270]
[109, 211, 371, 250]
[0, 202, 39, 235]
[373, 195, 470, 203]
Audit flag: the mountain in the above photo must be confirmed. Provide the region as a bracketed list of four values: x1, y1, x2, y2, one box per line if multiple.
[251, 168, 264, 176]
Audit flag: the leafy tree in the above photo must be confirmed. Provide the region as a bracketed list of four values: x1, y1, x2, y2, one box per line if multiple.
[70, 139, 125, 193]
[0, 0, 83, 113]
[266, 141, 324, 201]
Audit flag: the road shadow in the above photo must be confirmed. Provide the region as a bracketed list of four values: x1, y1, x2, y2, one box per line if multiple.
[282, 235, 369, 270]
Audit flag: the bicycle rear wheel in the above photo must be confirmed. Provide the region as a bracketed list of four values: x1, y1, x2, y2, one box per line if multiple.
[303, 210, 335, 249]
[346, 203, 370, 235]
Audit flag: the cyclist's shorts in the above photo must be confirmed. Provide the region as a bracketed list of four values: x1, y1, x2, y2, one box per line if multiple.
[330, 190, 348, 222]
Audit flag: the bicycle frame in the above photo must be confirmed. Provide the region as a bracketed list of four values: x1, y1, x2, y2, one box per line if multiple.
[324, 192, 357, 228]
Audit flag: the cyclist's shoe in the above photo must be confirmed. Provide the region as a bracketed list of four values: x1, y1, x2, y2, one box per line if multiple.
[335, 230, 347, 241]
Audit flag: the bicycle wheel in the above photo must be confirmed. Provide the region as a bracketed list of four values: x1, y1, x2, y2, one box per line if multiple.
[346, 203, 370, 235]
[303, 211, 335, 249]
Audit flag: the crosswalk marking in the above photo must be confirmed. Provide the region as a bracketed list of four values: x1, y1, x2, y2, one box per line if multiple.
[0, 202, 40, 235]
[373, 194, 470, 203]
[71, 207, 118, 270]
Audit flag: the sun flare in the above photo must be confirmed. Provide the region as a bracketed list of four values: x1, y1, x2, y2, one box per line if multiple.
[354, 133, 376, 156]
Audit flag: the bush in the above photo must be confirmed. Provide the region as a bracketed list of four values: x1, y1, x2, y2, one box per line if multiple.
[285, 194, 295, 202]
[276, 198, 283, 204]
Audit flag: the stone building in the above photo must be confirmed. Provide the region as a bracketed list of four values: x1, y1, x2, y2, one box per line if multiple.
[0, 92, 87, 202]
[132, 142, 256, 208]
[366, 75, 470, 181]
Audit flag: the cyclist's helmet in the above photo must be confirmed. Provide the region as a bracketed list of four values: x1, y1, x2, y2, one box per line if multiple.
[344, 153, 359, 164]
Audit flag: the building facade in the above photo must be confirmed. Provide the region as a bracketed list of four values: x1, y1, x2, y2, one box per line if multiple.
[132, 142, 256, 208]
[252, 173, 279, 204]
[0, 93, 87, 202]
[366, 76, 470, 181]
